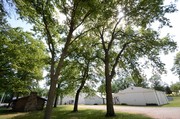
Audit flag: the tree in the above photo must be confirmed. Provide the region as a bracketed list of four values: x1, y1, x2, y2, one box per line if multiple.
[53, 60, 79, 107]
[89, 0, 177, 117]
[7, 0, 177, 118]
[165, 86, 172, 95]
[149, 74, 165, 91]
[66, 36, 100, 112]
[172, 52, 180, 80]
[170, 82, 180, 95]
[13, 1, 101, 118]
[0, 0, 47, 107]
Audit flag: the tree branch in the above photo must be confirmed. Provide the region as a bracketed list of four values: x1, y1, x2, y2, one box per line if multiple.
[110, 42, 130, 79]
[108, 17, 123, 51]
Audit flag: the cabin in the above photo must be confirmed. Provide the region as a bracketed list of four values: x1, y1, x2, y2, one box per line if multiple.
[113, 86, 168, 106]
[12, 92, 46, 112]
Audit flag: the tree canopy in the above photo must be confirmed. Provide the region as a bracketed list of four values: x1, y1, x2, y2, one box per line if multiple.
[2, 0, 178, 118]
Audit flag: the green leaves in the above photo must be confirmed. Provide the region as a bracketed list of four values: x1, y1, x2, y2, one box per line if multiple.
[0, 24, 47, 93]
[172, 52, 180, 79]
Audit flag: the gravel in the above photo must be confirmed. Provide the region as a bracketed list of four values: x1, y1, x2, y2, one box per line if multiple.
[79, 105, 180, 119]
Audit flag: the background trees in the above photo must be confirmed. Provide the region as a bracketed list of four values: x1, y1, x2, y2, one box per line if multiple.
[172, 52, 180, 80]
[170, 82, 180, 95]
[0, 21, 47, 97]
[149, 74, 165, 91]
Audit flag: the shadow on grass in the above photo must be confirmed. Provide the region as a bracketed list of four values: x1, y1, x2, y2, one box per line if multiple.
[0, 107, 14, 114]
[2, 106, 152, 119]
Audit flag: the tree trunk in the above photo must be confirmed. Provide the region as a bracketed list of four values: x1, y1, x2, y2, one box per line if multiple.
[44, 78, 57, 119]
[53, 93, 59, 108]
[105, 76, 115, 117]
[103, 98, 105, 105]
[59, 93, 63, 105]
[73, 90, 80, 112]
[104, 53, 115, 117]
[73, 79, 86, 112]
[54, 84, 60, 107]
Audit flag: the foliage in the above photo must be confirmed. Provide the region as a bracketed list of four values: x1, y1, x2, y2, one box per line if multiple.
[164, 86, 172, 94]
[89, 0, 177, 116]
[12, 0, 103, 118]
[172, 52, 180, 79]
[5, 0, 178, 118]
[0, 106, 152, 119]
[98, 82, 106, 96]
[0, 25, 47, 94]
[149, 74, 165, 91]
[170, 82, 180, 95]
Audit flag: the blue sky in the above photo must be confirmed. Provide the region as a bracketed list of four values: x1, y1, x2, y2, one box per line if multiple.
[7, 1, 180, 86]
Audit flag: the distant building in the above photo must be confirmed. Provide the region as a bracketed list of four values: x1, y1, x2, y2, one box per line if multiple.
[60, 93, 105, 105]
[12, 92, 46, 112]
[84, 93, 105, 105]
[113, 86, 168, 106]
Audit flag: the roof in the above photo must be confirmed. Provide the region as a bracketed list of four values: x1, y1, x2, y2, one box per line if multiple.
[117, 86, 155, 94]
[12, 95, 47, 102]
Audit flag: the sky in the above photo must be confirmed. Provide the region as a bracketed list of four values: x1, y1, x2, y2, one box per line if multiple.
[7, 1, 180, 86]
[153, 1, 180, 85]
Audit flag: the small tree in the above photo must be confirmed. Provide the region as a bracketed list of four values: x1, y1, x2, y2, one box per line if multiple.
[149, 74, 165, 91]
[165, 86, 172, 95]
[170, 82, 180, 95]
[172, 52, 180, 80]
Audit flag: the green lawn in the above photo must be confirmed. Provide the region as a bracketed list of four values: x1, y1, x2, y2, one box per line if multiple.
[0, 105, 152, 119]
[163, 96, 180, 107]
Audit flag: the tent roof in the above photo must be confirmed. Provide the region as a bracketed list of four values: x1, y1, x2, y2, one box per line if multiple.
[117, 86, 155, 94]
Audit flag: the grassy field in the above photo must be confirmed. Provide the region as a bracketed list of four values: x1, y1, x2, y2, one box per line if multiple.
[0, 105, 151, 119]
[163, 96, 180, 107]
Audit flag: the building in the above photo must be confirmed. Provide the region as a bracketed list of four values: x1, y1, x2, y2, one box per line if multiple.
[113, 86, 168, 106]
[12, 92, 46, 112]
[60, 93, 105, 105]
[84, 93, 105, 105]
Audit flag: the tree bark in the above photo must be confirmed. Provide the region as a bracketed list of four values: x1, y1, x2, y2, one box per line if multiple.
[104, 53, 115, 117]
[59, 94, 63, 105]
[44, 77, 57, 119]
[73, 61, 89, 112]
[105, 76, 115, 117]
[54, 84, 60, 107]
[73, 79, 86, 112]
[53, 93, 59, 108]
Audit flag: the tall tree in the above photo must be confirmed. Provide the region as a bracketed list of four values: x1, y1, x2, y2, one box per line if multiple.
[0, 27, 47, 98]
[68, 36, 99, 112]
[89, 0, 177, 117]
[13, 0, 101, 118]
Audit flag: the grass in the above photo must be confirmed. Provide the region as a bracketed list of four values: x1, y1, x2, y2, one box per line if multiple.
[0, 108, 26, 119]
[163, 96, 180, 107]
[0, 105, 152, 119]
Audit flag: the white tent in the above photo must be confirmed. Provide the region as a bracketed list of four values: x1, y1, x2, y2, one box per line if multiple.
[84, 93, 105, 105]
[59, 93, 105, 105]
[113, 86, 168, 106]
[60, 93, 86, 105]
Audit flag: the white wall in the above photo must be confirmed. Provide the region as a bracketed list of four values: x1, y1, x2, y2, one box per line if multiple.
[60, 93, 86, 105]
[84, 95, 104, 105]
[113, 87, 168, 106]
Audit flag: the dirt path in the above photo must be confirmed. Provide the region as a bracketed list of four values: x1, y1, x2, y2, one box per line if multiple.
[79, 105, 180, 119]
